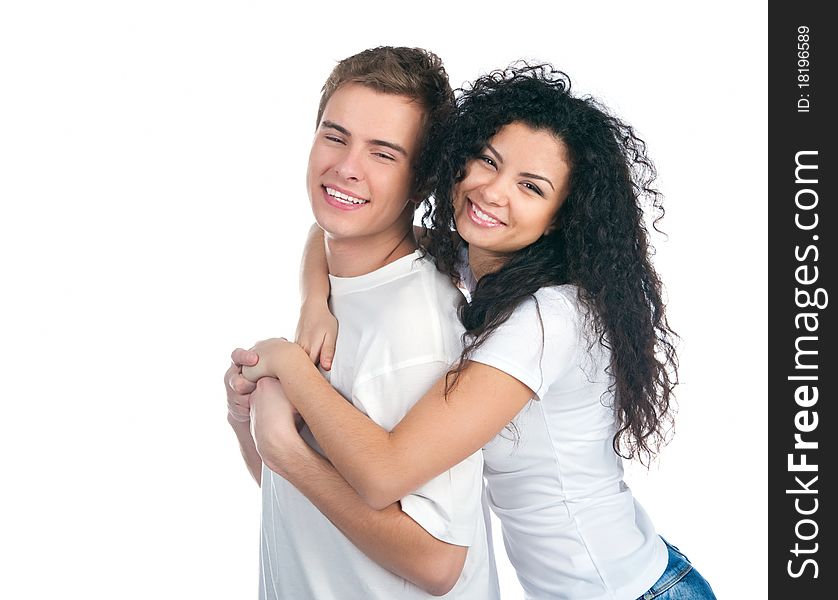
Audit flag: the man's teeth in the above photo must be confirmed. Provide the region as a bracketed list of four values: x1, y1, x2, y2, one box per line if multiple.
[326, 187, 368, 205]
[472, 203, 500, 224]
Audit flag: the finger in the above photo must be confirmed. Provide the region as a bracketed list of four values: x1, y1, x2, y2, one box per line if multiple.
[239, 367, 260, 385]
[224, 362, 239, 383]
[225, 365, 242, 391]
[239, 367, 262, 386]
[308, 336, 324, 365]
[320, 332, 336, 371]
[231, 347, 259, 367]
[227, 408, 251, 423]
[230, 373, 257, 395]
[294, 331, 316, 363]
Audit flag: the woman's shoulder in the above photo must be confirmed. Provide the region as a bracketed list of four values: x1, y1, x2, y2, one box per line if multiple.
[532, 284, 579, 304]
[528, 285, 585, 321]
[487, 285, 586, 343]
[471, 285, 589, 397]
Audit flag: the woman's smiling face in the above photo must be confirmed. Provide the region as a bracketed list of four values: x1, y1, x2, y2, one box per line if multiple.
[453, 122, 572, 256]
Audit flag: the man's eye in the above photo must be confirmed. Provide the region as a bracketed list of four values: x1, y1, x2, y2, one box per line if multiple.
[374, 152, 395, 161]
[325, 135, 344, 144]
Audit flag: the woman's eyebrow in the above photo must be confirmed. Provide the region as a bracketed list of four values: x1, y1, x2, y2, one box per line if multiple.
[488, 143, 555, 190]
[521, 172, 555, 191]
[486, 143, 504, 164]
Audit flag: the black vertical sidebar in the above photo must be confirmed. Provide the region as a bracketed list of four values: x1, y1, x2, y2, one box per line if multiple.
[769, 3, 834, 597]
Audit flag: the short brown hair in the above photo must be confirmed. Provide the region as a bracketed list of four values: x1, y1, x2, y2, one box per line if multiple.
[316, 46, 454, 199]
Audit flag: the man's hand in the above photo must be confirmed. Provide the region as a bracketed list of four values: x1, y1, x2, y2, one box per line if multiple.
[225, 348, 259, 423]
[295, 301, 338, 371]
[250, 377, 305, 475]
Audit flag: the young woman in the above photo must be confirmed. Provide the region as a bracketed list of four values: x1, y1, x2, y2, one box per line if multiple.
[240, 63, 717, 599]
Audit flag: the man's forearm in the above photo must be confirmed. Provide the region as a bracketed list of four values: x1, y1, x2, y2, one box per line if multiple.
[228, 414, 262, 486]
[266, 437, 466, 596]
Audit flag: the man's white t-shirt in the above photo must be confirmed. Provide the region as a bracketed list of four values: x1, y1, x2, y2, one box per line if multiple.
[259, 251, 499, 600]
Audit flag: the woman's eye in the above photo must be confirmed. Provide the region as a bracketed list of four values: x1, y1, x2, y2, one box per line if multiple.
[522, 182, 544, 196]
[374, 152, 395, 161]
[479, 155, 496, 167]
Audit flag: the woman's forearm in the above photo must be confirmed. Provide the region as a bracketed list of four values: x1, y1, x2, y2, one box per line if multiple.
[299, 222, 329, 305]
[295, 223, 338, 368]
[279, 359, 403, 506]
[275, 348, 532, 508]
[272, 436, 467, 596]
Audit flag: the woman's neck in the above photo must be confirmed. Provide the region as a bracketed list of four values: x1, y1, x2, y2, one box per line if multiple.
[467, 244, 507, 281]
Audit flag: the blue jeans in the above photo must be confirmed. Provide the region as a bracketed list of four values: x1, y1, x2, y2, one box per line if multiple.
[637, 537, 717, 599]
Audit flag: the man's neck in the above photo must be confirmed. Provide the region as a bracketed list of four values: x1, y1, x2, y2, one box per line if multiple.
[325, 227, 418, 278]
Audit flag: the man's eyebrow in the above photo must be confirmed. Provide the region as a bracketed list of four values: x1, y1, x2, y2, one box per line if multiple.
[321, 120, 350, 136]
[321, 120, 408, 157]
[368, 138, 408, 157]
[487, 143, 555, 191]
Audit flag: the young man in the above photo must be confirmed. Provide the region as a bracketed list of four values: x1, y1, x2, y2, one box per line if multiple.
[225, 47, 498, 599]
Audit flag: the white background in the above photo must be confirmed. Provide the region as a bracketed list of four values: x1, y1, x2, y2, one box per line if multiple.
[1, 2, 766, 598]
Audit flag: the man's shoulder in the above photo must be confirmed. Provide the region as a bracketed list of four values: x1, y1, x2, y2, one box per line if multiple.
[344, 257, 463, 371]
[374, 256, 462, 328]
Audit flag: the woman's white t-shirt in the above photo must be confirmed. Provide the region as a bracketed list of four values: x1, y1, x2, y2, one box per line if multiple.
[466, 281, 668, 600]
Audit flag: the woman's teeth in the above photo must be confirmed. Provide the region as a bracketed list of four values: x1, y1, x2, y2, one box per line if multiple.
[472, 202, 501, 225]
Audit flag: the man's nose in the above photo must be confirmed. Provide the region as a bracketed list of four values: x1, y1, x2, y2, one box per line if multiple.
[335, 150, 363, 181]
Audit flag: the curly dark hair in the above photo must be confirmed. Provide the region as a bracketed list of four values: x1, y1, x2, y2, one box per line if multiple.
[421, 62, 678, 465]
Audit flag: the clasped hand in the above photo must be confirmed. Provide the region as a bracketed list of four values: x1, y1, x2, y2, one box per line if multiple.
[237, 337, 293, 383]
[224, 339, 304, 470]
[225, 302, 338, 468]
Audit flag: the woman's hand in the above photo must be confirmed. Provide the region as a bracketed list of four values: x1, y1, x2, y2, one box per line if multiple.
[241, 337, 306, 383]
[295, 301, 338, 371]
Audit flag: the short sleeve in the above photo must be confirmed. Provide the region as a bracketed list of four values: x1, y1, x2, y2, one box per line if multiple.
[468, 287, 583, 400]
[353, 362, 485, 547]
[398, 450, 484, 546]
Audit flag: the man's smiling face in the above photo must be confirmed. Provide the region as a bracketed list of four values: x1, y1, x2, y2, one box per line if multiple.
[306, 83, 425, 243]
